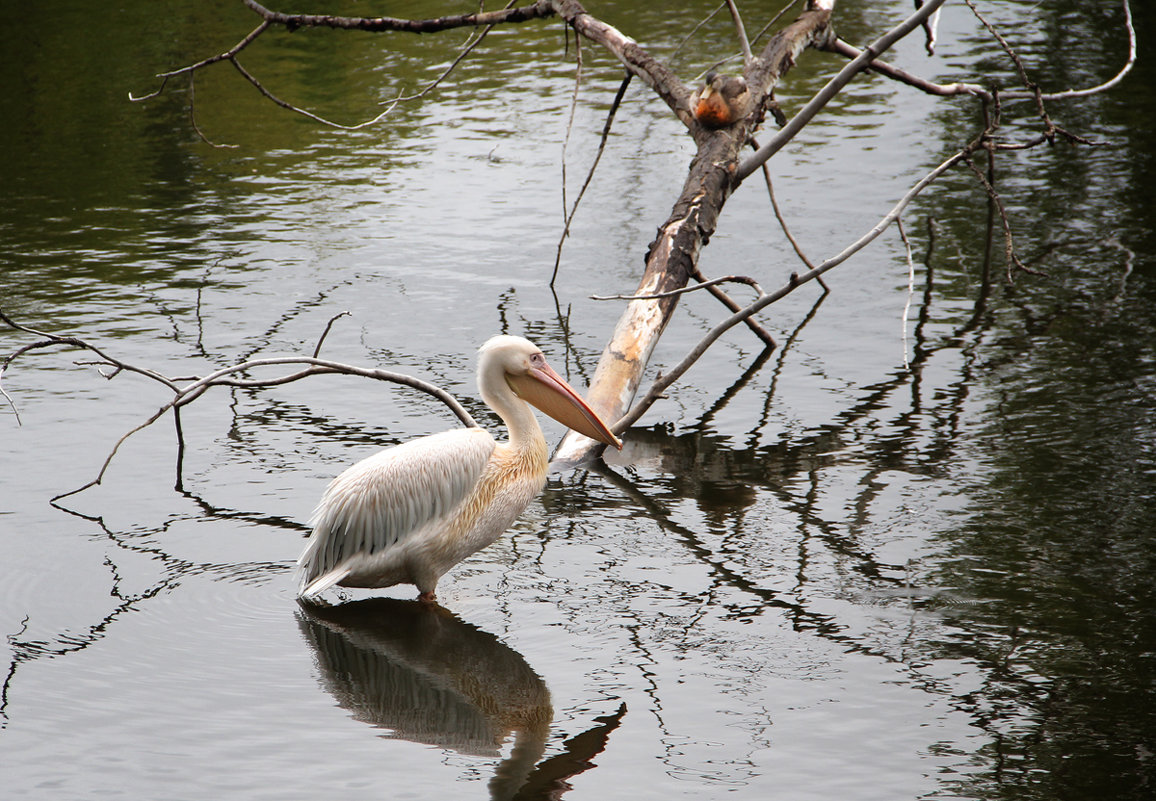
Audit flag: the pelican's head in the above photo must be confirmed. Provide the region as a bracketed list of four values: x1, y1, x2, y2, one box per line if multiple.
[479, 336, 622, 449]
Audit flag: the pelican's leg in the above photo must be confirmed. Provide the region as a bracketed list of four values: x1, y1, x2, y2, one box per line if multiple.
[417, 590, 437, 603]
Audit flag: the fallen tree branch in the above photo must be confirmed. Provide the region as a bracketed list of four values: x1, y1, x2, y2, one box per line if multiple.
[724, 0, 754, 66]
[0, 310, 477, 500]
[130, 0, 554, 131]
[608, 142, 973, 435]
[241, 0, 550, 33]
[591, 274, 763, 302]
[737, 0, 947, 183]
[553, 0, 838, 465]
[823, 0, 1134, 105]
[99, 0, 1129, 479]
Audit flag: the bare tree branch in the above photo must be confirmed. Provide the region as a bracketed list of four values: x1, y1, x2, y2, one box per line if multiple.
[962, 155, 1040, 282]
[825, 0, 1135, 105]
[821, 37, 989, 100]
[1, 311, 479, 499]
[553, 0, 696, 126]
[670, 3, 727, 62]
[1032, 0, 1135, 101]
[241, 0, 552, 34]
[312, 311, 350, 358]
[187, 74, 239, 149]
[737, 0, 948, 182]
[724, 0, 753, 65]
[691, 268, 777, 349]
[129, 21, 271, 101]
[750, 140, 824, 285]
[593, 272, 777, 349]
[610, 142, 974, 434]
[749, 0, 806, 49]
[914, 0, 942, 55]
[130, 0, 552, 131]
[897, 216, 916, 370]
[591, 274, 764, 302]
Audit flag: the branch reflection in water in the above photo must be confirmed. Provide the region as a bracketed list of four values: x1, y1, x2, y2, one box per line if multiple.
[296, 598, 625, 800]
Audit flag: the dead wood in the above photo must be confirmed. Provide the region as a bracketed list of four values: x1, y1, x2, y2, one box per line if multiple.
[552, 0, 836, 465]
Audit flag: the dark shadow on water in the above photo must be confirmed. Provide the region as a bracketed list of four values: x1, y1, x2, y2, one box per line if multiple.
[296, 597, 626, 800]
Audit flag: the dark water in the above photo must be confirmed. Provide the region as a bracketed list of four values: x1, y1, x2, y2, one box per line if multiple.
[2, 1, 1154, 799]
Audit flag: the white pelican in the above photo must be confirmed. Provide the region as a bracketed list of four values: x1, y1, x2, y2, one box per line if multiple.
[298, 335, 622, 602]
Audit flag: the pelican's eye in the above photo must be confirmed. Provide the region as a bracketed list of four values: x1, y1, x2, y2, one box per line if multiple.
[529, 352, 546, 369]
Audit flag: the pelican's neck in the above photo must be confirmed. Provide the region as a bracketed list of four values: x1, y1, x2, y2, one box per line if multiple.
[478, 368, 546, 454]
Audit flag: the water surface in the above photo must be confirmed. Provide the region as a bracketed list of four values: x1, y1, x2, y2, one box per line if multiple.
[2, 1, 1153, 799]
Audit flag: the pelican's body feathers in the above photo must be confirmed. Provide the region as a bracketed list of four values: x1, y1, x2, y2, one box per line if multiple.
[296, 335, 620, 602]
[299, 427, 497, 596]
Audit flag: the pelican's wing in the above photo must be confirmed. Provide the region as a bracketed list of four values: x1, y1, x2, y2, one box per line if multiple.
[298, 427, 495, 596]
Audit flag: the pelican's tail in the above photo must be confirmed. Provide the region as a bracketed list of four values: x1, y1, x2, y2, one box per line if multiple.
[297, 565, 351, 600]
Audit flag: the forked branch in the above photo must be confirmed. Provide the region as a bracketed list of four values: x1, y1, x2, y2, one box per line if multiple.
[0, 310, 477, 500]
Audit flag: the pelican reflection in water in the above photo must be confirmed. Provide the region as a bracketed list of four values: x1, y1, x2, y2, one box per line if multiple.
[297, 598, 626, 799]
[298, 336, 621, 602]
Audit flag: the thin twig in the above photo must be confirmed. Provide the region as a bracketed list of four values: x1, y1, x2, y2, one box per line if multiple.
[963, 156, 1040, 282]
[915, 0, 942, 55]
[896, 217, 915, 370]
[748, 0, 805, 50]
[188, 73, 239, 149]
[593, 273, 777, 348]
[0, 310, 180, 392]
[1031, 0, 1136, 101]
[724, 0, 754, 65]
[822, 38, 989, 100]
[591, 274, 763, 302]
[670, 3, 726, 62]
[0, 373, 20, 425]
[1, 311, 481, 499]
[691, 268, 776, 349]
[129, 21, 272, 101]
[962, 0, 1054, 141]
[559, 31, 584, 274]
[313, 311, 351, 358]
[552, 72, 633, 287]
[750, 138, 818, 276]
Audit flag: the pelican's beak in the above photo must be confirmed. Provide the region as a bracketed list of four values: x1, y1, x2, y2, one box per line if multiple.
[508, 363, 623, 450]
